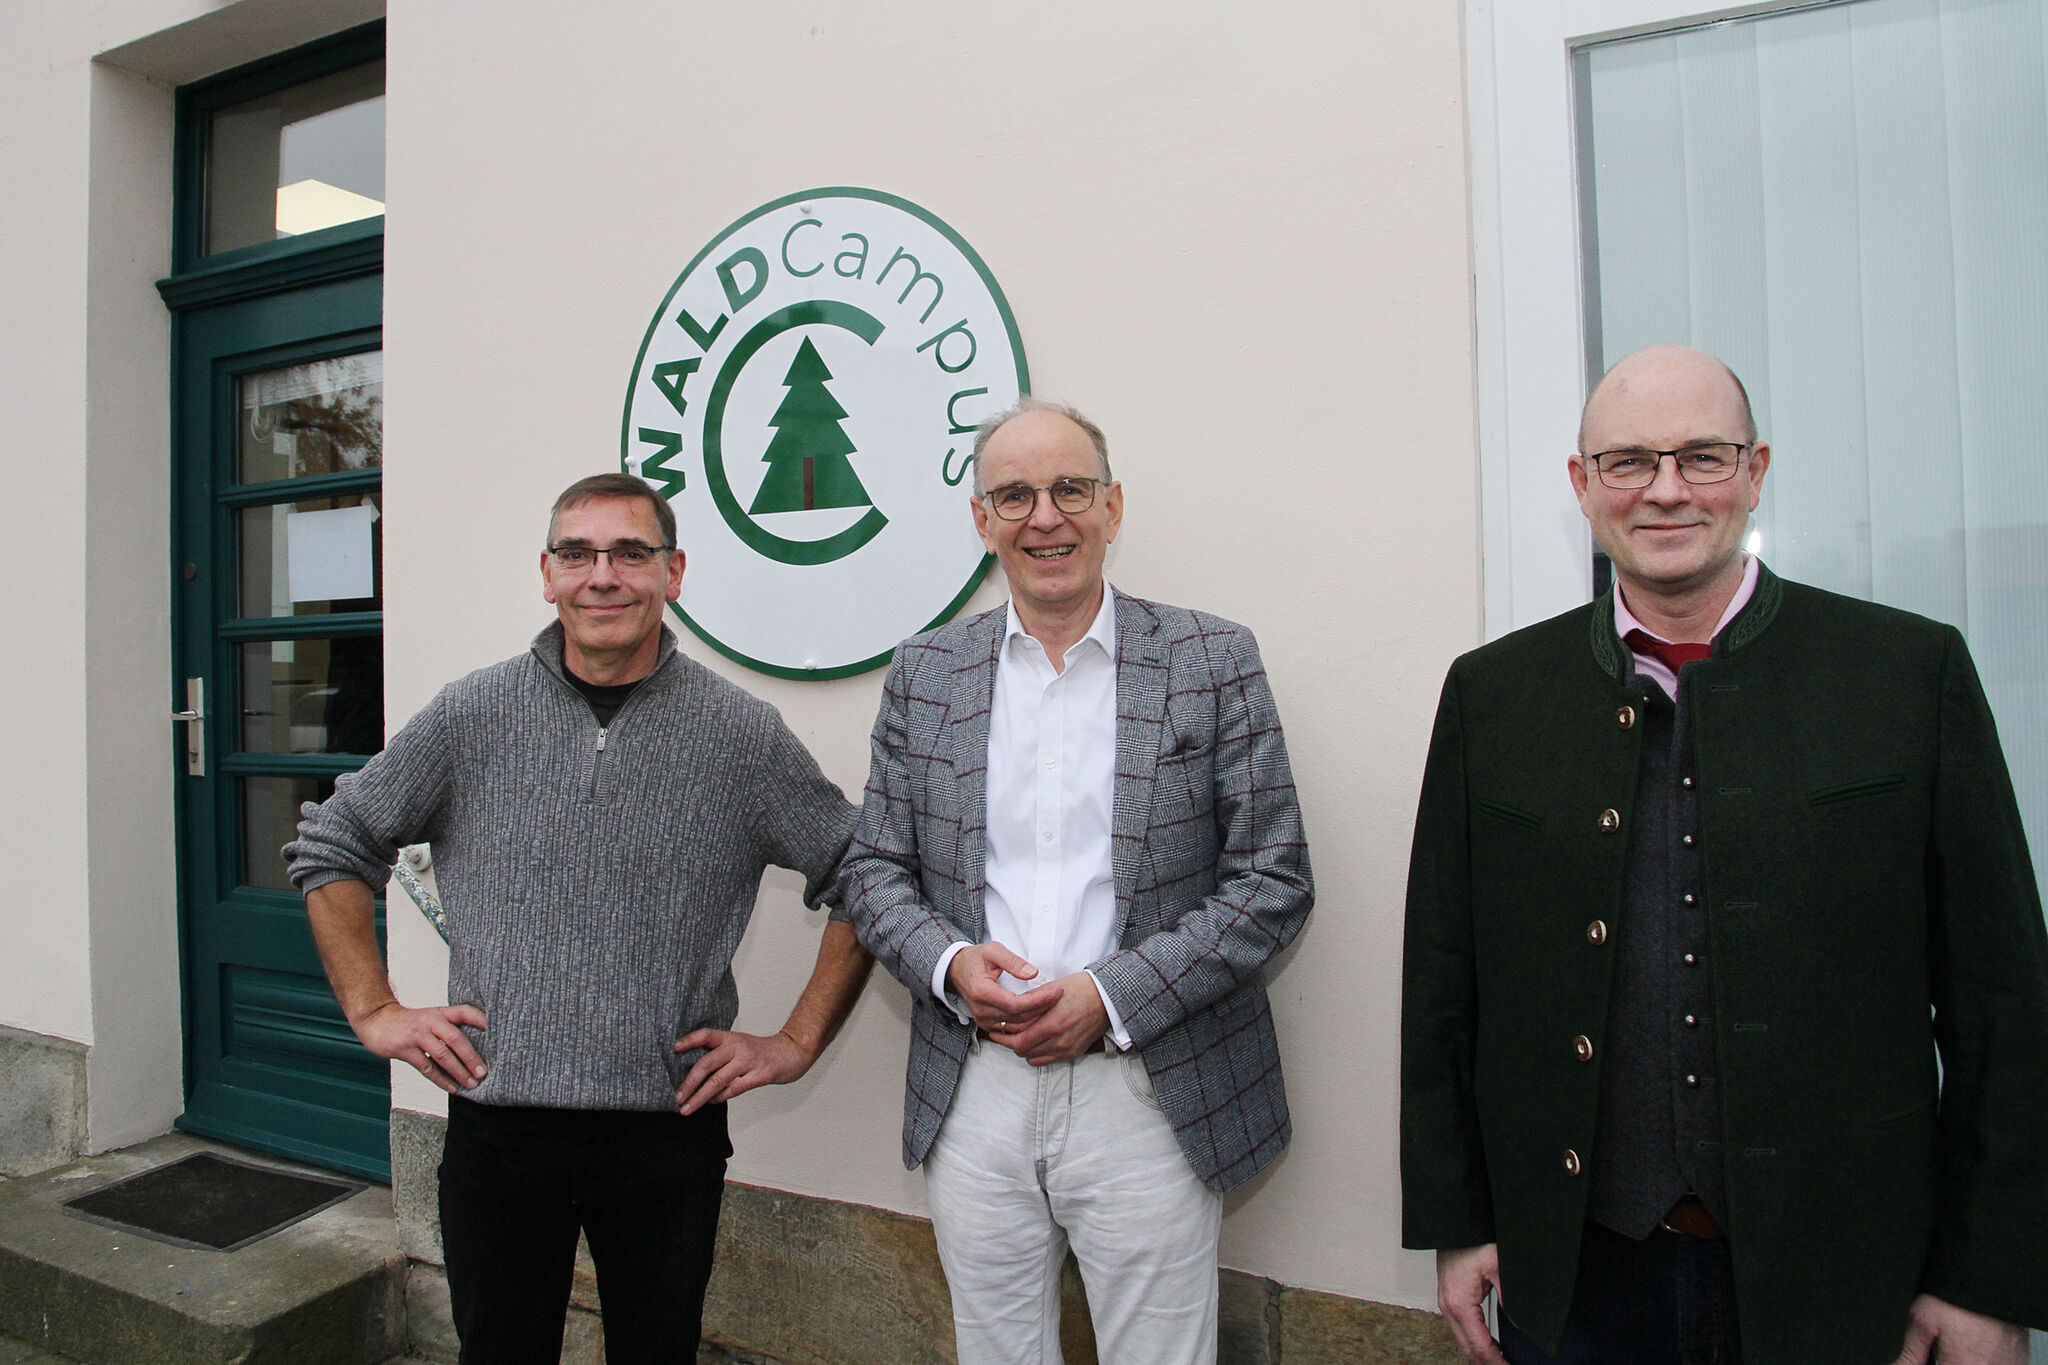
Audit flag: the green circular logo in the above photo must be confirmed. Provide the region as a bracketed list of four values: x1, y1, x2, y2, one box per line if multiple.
[622, 188, 1027, 678]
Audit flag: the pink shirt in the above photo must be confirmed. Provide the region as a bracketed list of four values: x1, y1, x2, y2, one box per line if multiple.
[1613, 554, 1761, 699]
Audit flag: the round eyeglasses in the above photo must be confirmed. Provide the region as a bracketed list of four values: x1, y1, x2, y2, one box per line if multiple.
[1585, 443, 1752, 489]
[981, 478, 1103, 521]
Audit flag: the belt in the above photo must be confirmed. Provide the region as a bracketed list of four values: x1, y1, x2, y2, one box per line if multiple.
[1659, 1196, 1725, 1241]
[975, 1028, 1110, 1054]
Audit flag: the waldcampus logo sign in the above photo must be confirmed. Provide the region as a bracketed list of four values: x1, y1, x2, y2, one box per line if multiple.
[622, 188, 1027, 679]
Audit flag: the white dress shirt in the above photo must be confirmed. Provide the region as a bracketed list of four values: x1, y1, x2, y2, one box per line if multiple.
[932, 588, 1132, 1048]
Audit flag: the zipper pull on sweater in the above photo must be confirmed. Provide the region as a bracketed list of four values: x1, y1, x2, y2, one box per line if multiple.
[590, 726, 609, 798]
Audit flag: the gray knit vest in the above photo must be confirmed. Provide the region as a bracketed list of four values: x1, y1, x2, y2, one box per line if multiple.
[1586, 669, 1728, 1237]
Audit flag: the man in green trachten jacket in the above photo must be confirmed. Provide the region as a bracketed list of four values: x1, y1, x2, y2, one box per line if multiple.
[1401, 344, 2048, 1365]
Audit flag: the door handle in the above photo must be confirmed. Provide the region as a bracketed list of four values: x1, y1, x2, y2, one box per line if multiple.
[172, 677, 205, 777]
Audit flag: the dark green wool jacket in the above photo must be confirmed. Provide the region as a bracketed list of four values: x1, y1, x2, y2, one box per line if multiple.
[1401, 566, 2048, 1364]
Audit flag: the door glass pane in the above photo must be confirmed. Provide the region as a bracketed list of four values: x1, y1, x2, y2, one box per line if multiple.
[239, 353, 382, 484]
[239, 492, 382, 619]
[241, 775, 337, 891]
[241, 639, 384, 756]
[207, 59, 385, 256]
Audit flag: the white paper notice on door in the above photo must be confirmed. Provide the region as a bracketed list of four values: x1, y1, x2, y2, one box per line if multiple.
[286, 503, 377, 603]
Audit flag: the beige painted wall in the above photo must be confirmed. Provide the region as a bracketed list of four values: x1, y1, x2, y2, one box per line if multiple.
[5, 0, 1481, 1312]
[1, 8, 99, 1052]
[382, 0, 1480, 1309]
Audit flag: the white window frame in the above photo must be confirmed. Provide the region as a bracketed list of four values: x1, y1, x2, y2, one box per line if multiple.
[1467, 0, 1824, 639]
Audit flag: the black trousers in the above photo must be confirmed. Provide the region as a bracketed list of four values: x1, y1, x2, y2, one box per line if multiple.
[438, 1096, 731, 1365]
[1501, 1221, 1742, 1365]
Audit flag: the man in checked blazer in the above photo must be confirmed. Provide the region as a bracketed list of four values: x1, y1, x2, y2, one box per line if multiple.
[842, 397, 1313, 1365]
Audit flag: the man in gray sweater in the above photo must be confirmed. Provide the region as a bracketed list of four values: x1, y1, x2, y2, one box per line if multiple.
[284, 472, 870, 1365]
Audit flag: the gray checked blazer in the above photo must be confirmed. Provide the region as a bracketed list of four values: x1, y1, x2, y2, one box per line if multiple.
[841, 591, 1313, 1193]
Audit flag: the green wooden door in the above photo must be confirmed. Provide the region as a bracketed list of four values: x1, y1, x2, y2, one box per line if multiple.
[170, 270, 391, 1180]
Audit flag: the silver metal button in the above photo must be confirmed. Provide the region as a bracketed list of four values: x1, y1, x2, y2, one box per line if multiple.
[1683, 1014, 1698, 1028]
[1573, 1035, 1594, 1062]
[1587, 920, 1609, 946]
[1599, 809, 1621, 834]
[1682, 833, 1696, 847]
[1617, 706, 1637, 731]
[1563, 1149, 1583, 1176]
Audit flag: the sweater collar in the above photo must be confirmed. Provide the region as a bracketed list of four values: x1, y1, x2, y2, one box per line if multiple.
[529, 619, 682, 688]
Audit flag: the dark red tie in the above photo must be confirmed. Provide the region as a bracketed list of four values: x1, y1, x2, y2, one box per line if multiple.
[1625, 629, 1711, 672]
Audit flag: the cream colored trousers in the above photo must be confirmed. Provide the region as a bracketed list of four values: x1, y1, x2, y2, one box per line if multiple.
[923, 1039, 1224, 1365]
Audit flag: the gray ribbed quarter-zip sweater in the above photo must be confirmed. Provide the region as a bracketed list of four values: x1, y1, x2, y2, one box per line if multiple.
[284, 622, 856, 1112]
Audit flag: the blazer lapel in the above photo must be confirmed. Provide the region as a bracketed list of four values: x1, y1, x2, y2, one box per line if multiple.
[1111, 591, 1167, 935]
[950, 608, 1004, 931]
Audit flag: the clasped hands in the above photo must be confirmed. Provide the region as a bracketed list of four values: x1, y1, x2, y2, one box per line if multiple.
[947, 941, 1110, 1065]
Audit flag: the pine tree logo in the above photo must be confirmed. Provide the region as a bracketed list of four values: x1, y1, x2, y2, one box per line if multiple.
[747, 338, 873, 515]
[624, 188, 1027, 680]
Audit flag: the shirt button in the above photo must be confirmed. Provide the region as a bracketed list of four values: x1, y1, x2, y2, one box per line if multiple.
[1573, 1035, 1594, 1062]
[1045, 759, 1057, 770]
[1587, 920, 1609, 946]
[1617, 706, 1637, 730]
[1042, 831, 1054, 842]
[1682, 833, 1697, 847]
[1563, 1149, 1583, 1176]
[1598, 809, 1621, 834]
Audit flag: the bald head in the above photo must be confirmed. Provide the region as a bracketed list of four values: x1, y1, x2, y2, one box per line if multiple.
[1579, 345, 1757, 453]
[1569, 342, 1771, 611]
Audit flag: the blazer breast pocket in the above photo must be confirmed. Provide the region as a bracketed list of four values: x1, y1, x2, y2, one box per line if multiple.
[1474, 796, 1543, 830]
[1807, 774, 1907, 807]
[1158, 731, 1214, 771]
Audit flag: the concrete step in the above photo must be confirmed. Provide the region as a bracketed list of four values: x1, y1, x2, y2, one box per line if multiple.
[0, 1134, 404, 1365]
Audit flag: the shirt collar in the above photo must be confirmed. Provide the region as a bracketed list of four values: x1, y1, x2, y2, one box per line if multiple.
[1003, 585, 1118, 662]
[1614, 553, 1761, 645]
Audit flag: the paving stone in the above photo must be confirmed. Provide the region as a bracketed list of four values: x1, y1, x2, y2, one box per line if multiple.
[1218, 1268, 1278, 1365]
[1277, 1283, 1461, 1365]
[0, 1029, 86, 1180]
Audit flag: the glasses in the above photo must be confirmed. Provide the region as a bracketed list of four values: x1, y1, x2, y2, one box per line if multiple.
[1585, 443, 1752, 489]
[546, 542, 672, 572]
[981, 478, 1103, 521]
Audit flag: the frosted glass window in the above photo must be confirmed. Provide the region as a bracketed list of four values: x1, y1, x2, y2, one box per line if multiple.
[1579, 0, 2048, 893]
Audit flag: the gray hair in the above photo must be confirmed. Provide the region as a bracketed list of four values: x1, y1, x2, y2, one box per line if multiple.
[970, 396, 1113, 495]
[548, 471, 678, 548]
